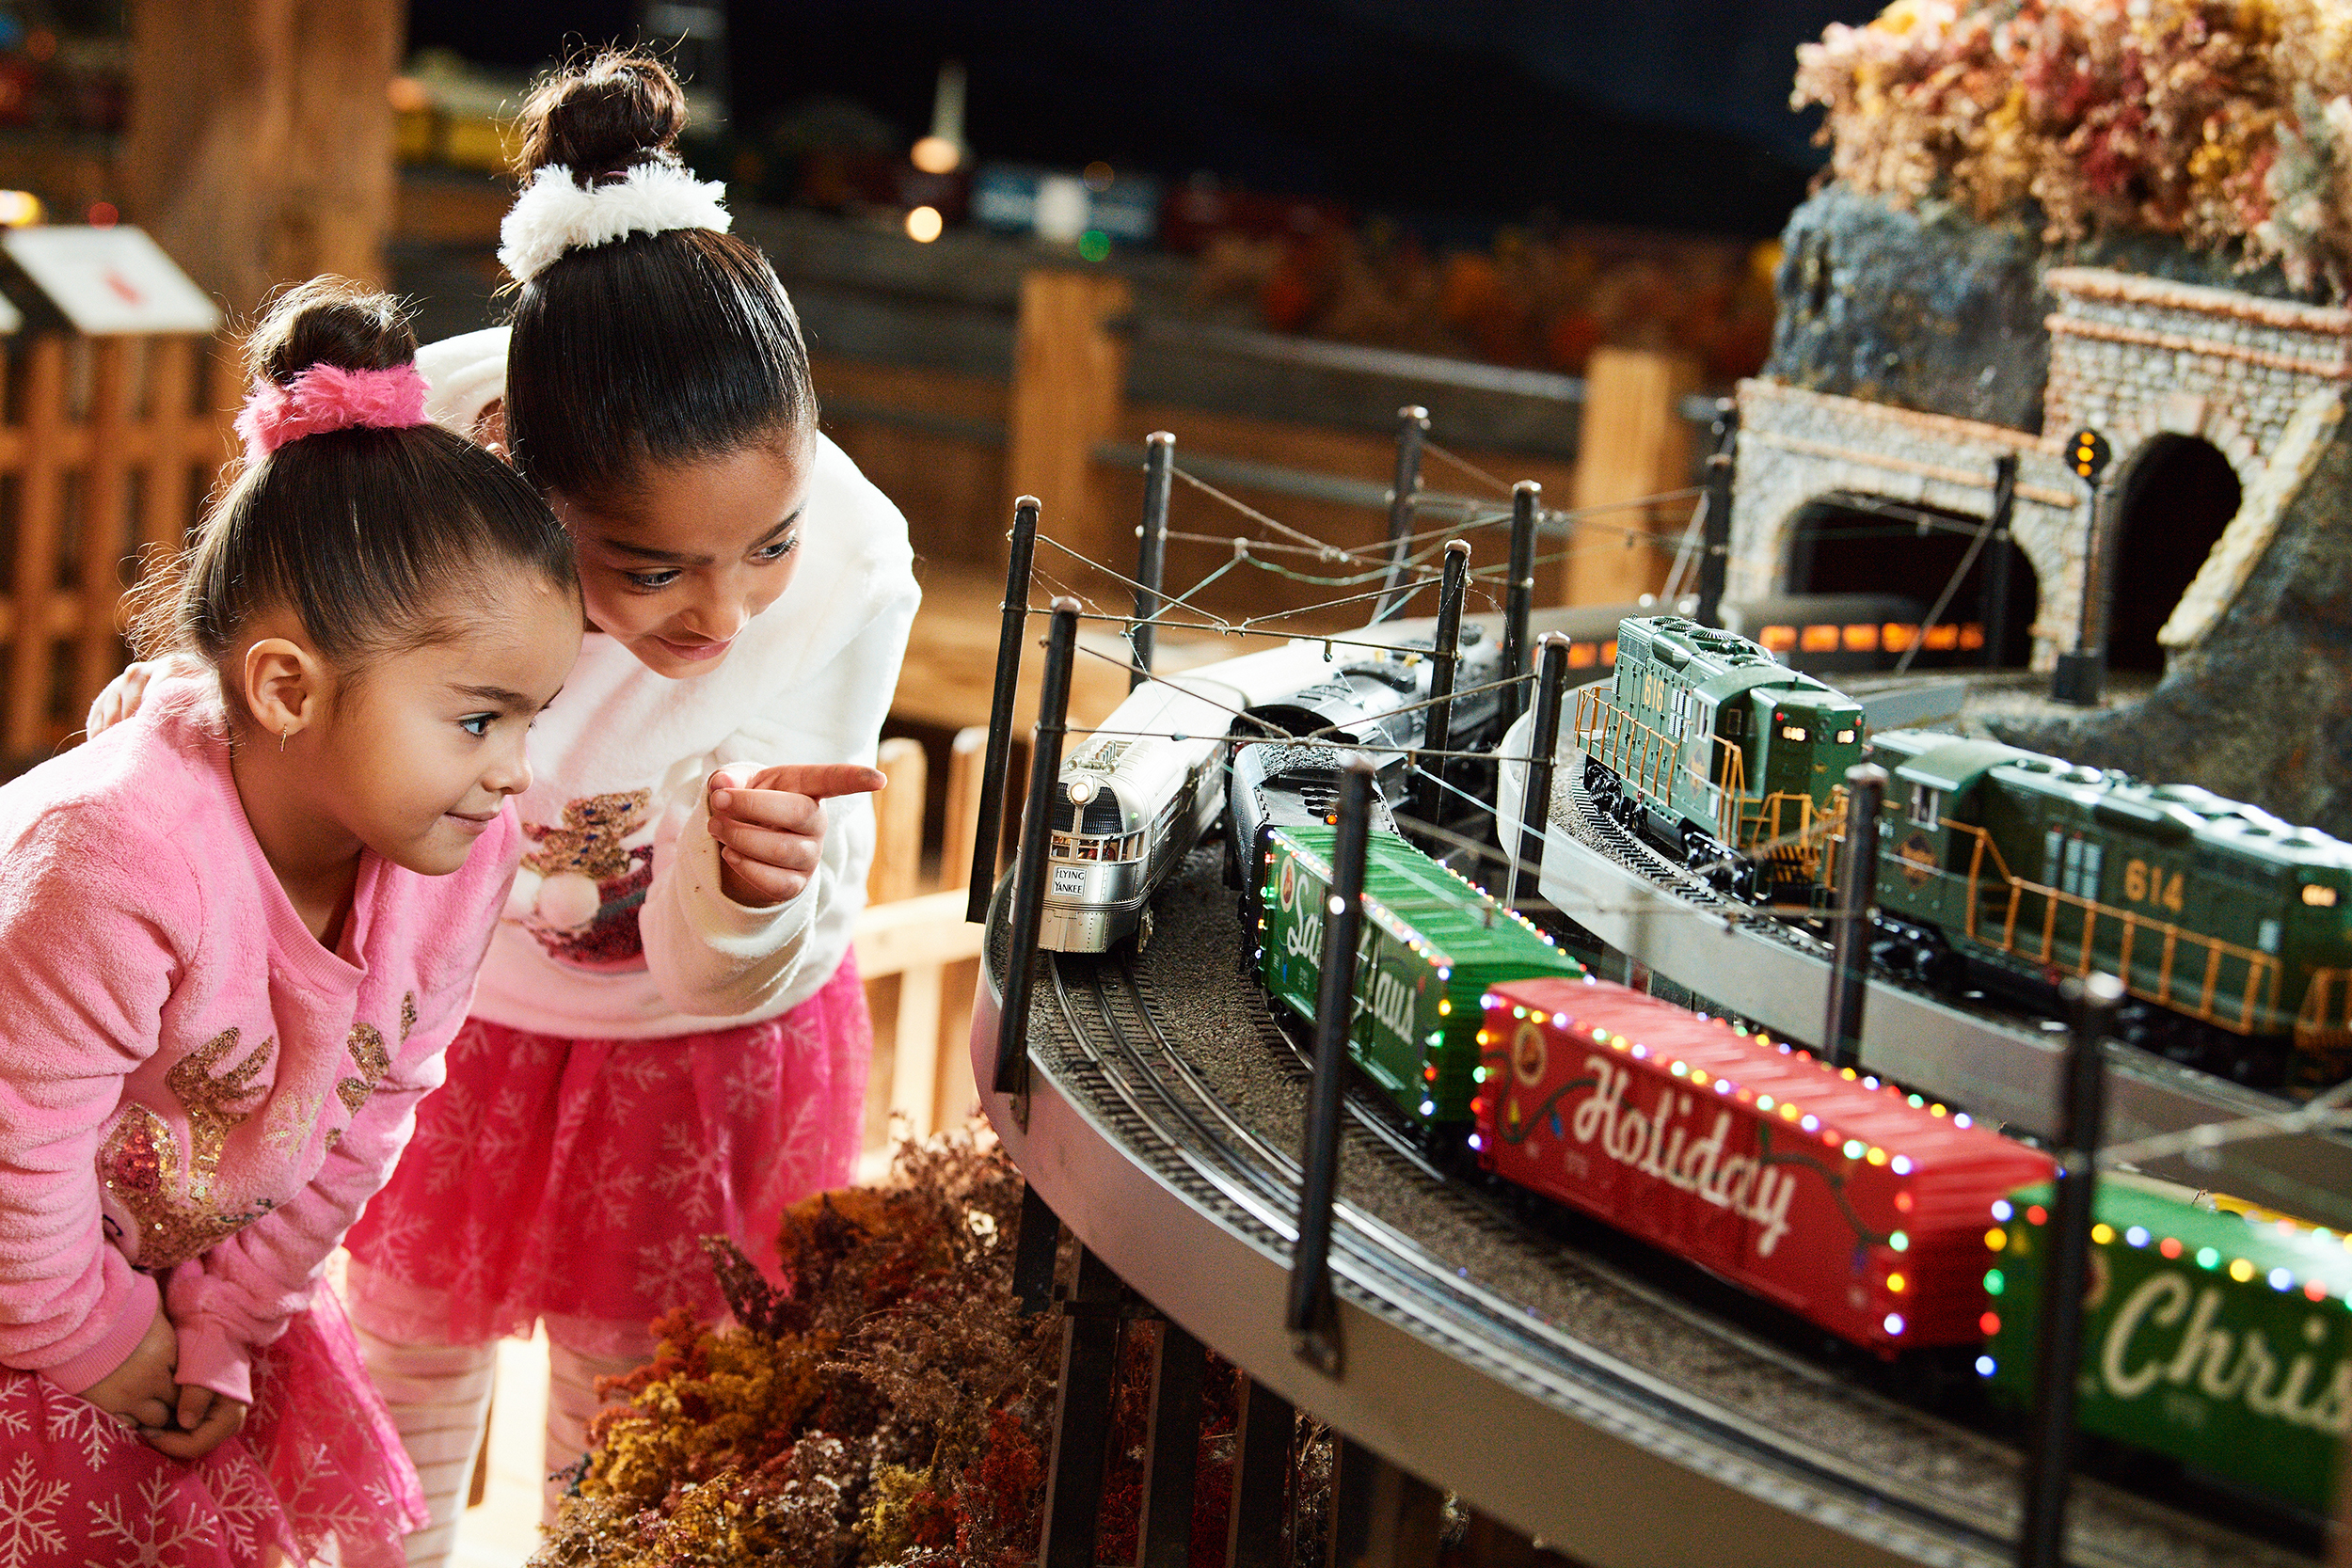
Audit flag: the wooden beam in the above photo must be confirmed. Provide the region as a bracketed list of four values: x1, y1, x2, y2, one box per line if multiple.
[121, 0, 404, 315]
[1563, 347, 1700, 607]
[890, 963, 945, 1135]
[10, 338, 64, 755]
[867, 736, 928, 906]
[1007, 270, 1131, 579]
[74, 340, 133, 723]
[935, 726, 988, 1132]
[852, 890, 988, 976]
[942, 726, 987, 895]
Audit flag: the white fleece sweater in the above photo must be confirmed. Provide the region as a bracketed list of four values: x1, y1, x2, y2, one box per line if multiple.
[416, 327, 920, 1038]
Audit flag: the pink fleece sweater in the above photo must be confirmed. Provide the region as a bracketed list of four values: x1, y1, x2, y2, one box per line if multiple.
[0, 683, 516, 1404]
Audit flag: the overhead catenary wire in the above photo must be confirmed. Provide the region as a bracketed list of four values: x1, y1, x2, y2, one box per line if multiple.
[1031, 530, 1668, 653]
[1031, 459, 1701, 650]
[1419, 437, 1518, 500]
[1166, 460, 1702, 556]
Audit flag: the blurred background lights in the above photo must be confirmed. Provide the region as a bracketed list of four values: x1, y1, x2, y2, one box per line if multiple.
[1082, 160, 1115, 192]
[905, 205, 944, 243]
[0, 191, 42, 228]
[910, 135, 961, 176]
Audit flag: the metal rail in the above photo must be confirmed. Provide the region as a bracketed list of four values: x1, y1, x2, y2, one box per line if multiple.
[1036, 958, 2019, 1565]
[975, 873, 2298, 1568]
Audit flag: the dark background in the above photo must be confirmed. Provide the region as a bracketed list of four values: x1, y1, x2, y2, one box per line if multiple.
[406, 0, 1878, 238]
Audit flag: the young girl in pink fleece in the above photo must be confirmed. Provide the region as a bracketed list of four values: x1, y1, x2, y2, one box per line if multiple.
[0, 280, 580, 1566]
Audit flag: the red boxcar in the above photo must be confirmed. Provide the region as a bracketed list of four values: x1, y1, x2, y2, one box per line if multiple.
[1475, 976, 2054, 1354]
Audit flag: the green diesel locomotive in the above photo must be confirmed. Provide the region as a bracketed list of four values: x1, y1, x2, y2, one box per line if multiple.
[1252, 825, 1582, 1131]
[1867, 729, 2352, 1088]
[1576, 616, 1867, 899]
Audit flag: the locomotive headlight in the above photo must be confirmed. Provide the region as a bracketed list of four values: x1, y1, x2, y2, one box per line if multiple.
[2304, 882, 2340, 908]
[1066, 777, 1099, 804]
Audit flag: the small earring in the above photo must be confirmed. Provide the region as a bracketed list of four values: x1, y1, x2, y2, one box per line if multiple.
[278, 725, 290, 752]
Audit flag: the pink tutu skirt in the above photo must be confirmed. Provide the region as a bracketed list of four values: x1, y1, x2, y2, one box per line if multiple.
[0, 1282, 426, 1568]
[345, 957, 871, 1352]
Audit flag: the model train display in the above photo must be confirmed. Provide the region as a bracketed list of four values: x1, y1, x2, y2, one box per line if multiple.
[1253, 824, 1581, 1131]
[1000, 567, 2352, 1518]
[1575, 616, 2352, 1092]
[1041, 627, 1508, 954]
[1040, 593, 1979, 956]
[1236, 812, 2348, 1508]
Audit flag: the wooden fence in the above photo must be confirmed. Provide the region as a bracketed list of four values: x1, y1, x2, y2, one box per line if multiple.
[0, 331, 236, 762]
[855, 728, 991, 1168]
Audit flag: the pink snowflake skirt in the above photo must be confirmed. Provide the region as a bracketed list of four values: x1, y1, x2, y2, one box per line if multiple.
[0, 1281, 427, 1568]
[345, 957, 871, 1352]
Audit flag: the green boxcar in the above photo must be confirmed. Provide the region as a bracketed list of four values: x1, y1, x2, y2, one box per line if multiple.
[1867, 729, 2352, 1085]
[1254, 827, 1583, 1129]
[1985, 1177, 2352, 1511]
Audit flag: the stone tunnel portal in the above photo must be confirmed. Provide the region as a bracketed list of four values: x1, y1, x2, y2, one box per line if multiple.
[1782, 492, 2040, 668]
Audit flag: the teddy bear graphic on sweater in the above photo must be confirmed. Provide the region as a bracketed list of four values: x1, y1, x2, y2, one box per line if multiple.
[509, 789, 657, 970]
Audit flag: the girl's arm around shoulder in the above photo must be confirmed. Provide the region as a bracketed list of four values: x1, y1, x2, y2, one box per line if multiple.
[165, 810, 521, 1402]
[0, 801, 194, 1391]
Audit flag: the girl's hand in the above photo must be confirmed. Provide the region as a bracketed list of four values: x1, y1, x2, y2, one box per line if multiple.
[78, 1298, 178, 1431]
[85, 659, 164, 739]
[145, 1382, 248, 1460]
[707, 763, 887, 908]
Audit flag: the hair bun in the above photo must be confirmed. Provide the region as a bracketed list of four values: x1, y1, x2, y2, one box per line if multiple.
[518, 49, 688, 182]
[246, 278, 416, 387]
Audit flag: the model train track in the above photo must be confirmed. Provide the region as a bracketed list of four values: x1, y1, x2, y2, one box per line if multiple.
[1025, 935, 2293, 1568]
[1530, 755, 2352, 1231]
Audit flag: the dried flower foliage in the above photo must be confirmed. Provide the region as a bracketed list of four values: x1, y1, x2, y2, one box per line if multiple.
[527, 1135, 1057, 1568]
[1793, 0, 2352, 294]
[1187, 224, 1782, 382]
[526, 1134, 1252, 1568]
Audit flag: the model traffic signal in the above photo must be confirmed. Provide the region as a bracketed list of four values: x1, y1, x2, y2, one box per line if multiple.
[2068, 428, 2110, 483]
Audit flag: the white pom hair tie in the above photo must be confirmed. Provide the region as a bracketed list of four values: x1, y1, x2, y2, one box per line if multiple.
[497, 160, 734, 283]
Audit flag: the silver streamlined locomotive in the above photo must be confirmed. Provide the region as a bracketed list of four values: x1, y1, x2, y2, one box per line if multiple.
[1037, 640, 1346, 952]
[1037, 620, 1505, 953]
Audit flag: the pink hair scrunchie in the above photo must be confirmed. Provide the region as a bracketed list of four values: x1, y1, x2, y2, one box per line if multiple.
[234, 362, 433, 464]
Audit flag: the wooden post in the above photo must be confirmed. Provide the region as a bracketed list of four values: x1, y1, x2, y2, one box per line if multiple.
[9, 337, 66, 757]
[74, 340, 134, 718]
[0, 332, 233, 761]
[1564, 347, 1700, 606]
[1007, 271, 1130, 576]
[121, 0, 403, 316]
[937, 726, 987, 1131]
[866, 736, 928, 906]
[864, 737, 931, 1148]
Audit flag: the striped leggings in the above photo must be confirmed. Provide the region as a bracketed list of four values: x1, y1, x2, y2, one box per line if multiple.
[351, 1320, 651, 1567]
